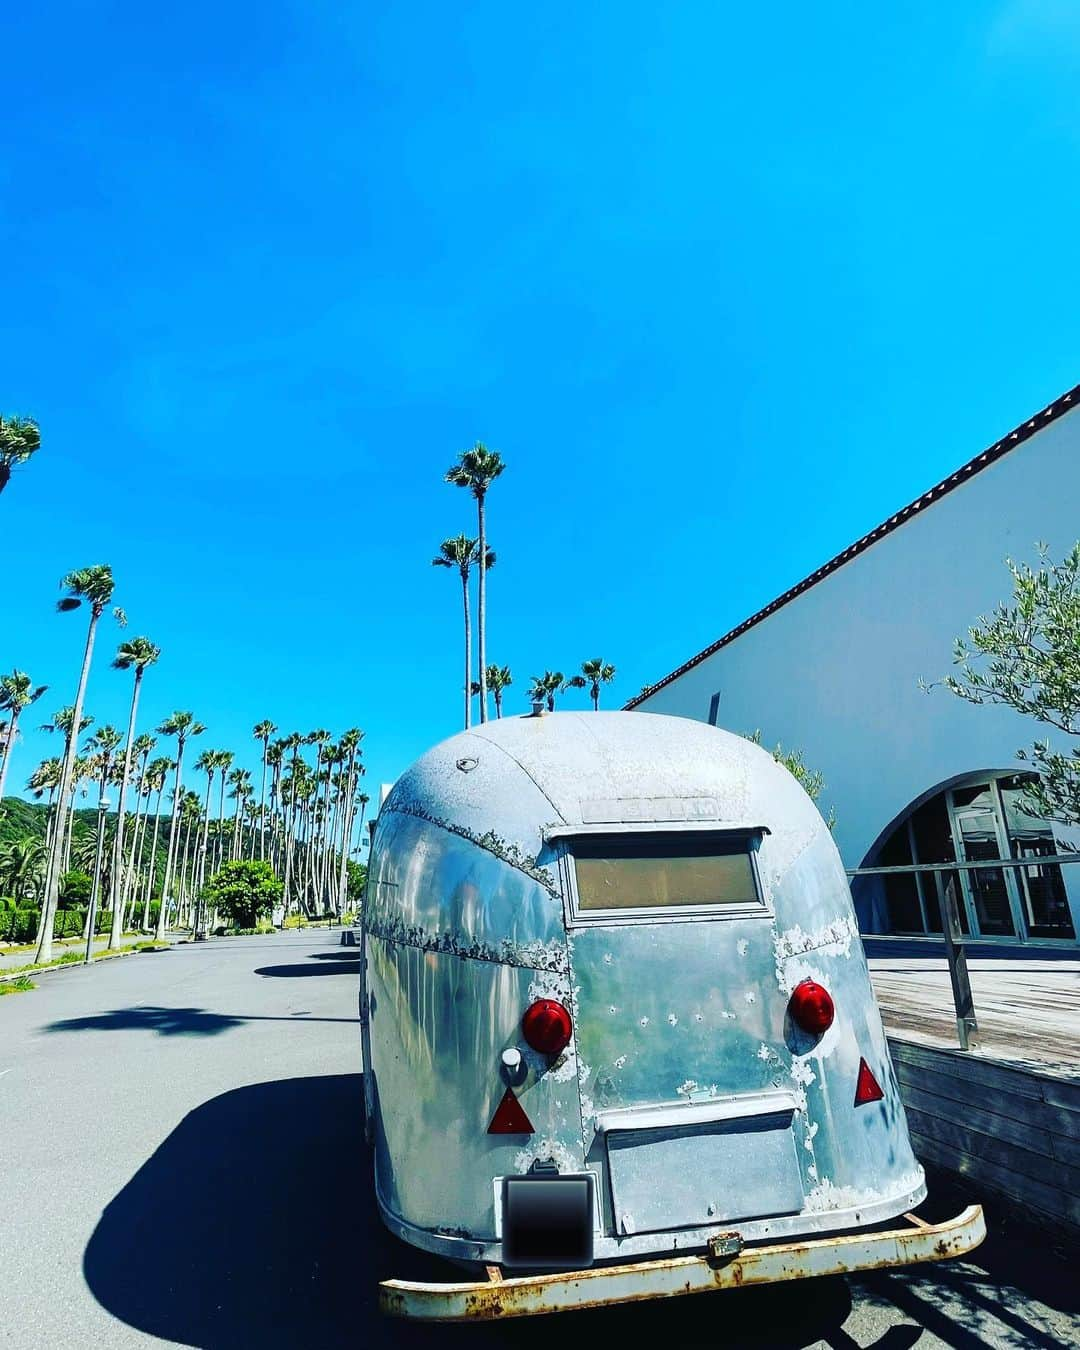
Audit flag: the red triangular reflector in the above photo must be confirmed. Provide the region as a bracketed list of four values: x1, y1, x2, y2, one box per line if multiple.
[854, 1057, 884, 1106]
[487, 1088, 535, 1134]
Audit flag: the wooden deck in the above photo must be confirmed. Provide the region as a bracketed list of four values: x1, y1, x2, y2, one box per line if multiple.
[869, 955, 1080, 1078]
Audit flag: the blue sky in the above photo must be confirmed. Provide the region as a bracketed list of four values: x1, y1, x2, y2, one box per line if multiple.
[3, 2, 1080, 833]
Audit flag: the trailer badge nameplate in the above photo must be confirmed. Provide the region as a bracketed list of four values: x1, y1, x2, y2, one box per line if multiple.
[854, 1058, 884, 1106]
[488, 1088, 535, 1134]
[706, 1232, 743, 1264]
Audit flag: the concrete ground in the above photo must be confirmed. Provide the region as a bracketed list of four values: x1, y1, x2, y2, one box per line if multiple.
[0, 931, 1075, 1349]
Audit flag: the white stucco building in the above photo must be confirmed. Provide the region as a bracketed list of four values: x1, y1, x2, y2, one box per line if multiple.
[629, 384, 1080, 947]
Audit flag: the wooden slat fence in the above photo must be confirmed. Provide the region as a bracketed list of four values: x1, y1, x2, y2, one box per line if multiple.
[888, 1036, 1080, 1239]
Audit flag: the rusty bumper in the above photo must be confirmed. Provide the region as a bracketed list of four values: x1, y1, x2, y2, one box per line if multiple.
[379, 1204, 985, 1321]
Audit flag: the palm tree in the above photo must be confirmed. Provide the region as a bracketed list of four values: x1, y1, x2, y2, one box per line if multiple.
[177, 789, 204, 923]
[266, 739, 285, 869]
[0, 671, 48, 805]
[62, 754, 92, 876]
[280, 733, 304, 913]
[227, 767, 253, 862]
[0, 836, 46, 902]
[35, 564, 125, 964]
[489, 664, 512, 718]
[40, 706, 94, 877]
[82, 725, 123, 938]
[193, 749, 219, 892]
[27, 757, 63, 857]
[253, 720, 277, 860]
[106, 637, 160, 948]
[212, 750, 234, 875]
[334, 728, 364, 912]
[140, 757, 173, 930]
[0, 414, 41, 496]
[432, 536, 495, 730]
[473, 664, 512, 719]
[356, 791, 370, 842]
[445, 443, 505, 723]
[579, 658, 616, 710]
[528, 671, 567, 712]
[121, 733, 156, 924]
[304, 732, 331, 907]
[154, 713, 205, 940]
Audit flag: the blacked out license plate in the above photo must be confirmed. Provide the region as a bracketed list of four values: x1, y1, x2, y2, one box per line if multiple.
[501, 1174, 595, 1269]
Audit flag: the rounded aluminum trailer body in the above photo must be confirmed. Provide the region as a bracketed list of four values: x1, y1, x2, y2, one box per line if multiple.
[361, 712, 926, 1269]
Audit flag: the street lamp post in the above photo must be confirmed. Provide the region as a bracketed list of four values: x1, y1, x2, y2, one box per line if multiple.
[84, 794, 112, 965]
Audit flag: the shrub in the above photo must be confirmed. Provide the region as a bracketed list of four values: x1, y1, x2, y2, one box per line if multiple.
[54, 908, 85, 940]
[58, 870, 93, 907]
[2, 908, 40, 944]
[203, 861, 283, 930]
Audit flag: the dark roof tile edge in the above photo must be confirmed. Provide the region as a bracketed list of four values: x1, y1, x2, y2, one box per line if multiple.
[625, 383, 1080, 709]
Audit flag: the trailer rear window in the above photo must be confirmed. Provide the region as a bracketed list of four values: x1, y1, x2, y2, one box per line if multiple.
[570, 833, 761, 913]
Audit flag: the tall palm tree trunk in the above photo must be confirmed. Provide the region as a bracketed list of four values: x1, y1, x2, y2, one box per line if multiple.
[156, 758, 186, 942]
[319, 769, 335, 908]
[121, 781, 144, 921]
[197, 774, 214, 892]
[0, 706, 21, 801]
[335, 754, 358, 914]
[82, 771, 110, 943]
[179, 821, 195, 926]
[36, 612, 99, 964]
[123, 793, 148, 929]
[461, 571, 472, 730]
[142, 788, 164, 931]
[107, 668, 144, 949]
[43, 791, 58, 861]
[477, 494, 488, 723]
[215, 777, 228, 876]
[326, 794, 341, 913]
[259, 740, 269, 860]
[282, 796, 298, 917]
[61, 779, 78, 875]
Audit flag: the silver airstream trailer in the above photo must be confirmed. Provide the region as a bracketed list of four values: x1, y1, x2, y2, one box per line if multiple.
[361, 712, 983, 1320]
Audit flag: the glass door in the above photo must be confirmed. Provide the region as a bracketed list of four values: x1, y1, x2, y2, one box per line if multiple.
[997, 776, 1077, 940]
[947, 784, 1022, 938]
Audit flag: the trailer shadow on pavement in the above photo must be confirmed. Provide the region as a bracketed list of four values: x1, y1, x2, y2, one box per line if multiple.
[83, 1072, 1075, 1350]
[81, 1072, 873, 1350]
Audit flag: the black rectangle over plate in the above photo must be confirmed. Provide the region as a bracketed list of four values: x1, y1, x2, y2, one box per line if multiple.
[502, 1175, 594, 1269]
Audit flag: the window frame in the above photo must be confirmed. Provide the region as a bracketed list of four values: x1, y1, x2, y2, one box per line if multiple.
[550, 823, 771, 928]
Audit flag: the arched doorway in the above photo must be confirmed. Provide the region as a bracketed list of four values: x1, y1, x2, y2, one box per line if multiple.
[855, 772, 1078, 942]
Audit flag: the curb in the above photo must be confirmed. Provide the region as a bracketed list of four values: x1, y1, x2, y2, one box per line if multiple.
[0, 942, 173, 984]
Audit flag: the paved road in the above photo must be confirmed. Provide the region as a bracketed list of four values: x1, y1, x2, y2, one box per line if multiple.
[1, 932, 1075, 1349]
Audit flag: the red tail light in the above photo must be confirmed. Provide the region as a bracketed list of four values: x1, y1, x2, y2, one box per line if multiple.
[788, 979, 834, 1035]
[521, 999, 573, 1055]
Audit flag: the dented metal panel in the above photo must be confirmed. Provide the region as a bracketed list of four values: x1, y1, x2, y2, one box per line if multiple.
[606, 1107, 804, 1234]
